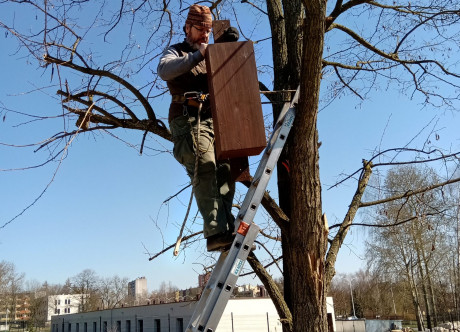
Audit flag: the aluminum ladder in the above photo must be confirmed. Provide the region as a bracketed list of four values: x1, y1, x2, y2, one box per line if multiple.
[186, 88, 299, 332]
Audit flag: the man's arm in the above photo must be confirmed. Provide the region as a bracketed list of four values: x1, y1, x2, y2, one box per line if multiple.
[157, 46, 204, 81]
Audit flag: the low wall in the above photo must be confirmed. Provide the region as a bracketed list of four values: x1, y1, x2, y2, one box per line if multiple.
[335, 320, 366, 332]
[335, 319, 403, 332]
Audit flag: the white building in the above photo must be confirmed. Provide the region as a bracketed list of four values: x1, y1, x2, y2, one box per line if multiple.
[0, 309, 10, 331]
[47, 294, 86, 321]
[50, 297, 336, 332]
[127, 277, 147, 301]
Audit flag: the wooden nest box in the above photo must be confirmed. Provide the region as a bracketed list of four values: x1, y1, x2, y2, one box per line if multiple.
[206, 22, 266, 162]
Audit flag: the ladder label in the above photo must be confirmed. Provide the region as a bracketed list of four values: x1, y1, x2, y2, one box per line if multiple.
[284, 112, 294, 128]
[237, 221, 250, 235]
[231, 258, 244, 276]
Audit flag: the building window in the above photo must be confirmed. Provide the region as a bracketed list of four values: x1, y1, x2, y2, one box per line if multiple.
[68, 308, 71, 314]
[138, 320, 143, 332]
[116, 321, 121, 332]
[57, 309, 60, 314]
[58, 300, 61, 305]
[154, 319, 161, 332]
[93, 322, 97, 332]
[125, 320, 131, 332]
[84, 322, 88, 332]
[103, 322, 107, 332]
[76, 323, 80, 332]
[68, 323, 71, 332]
[176, 318, 184, 332]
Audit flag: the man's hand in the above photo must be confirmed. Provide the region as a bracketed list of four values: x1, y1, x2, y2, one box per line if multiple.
[199, 43, 208, 56]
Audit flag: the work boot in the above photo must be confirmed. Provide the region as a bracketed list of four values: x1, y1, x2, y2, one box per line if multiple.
[206, 231, 235, 252]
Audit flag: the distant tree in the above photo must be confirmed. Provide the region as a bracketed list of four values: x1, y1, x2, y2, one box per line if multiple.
[0, 261, 24, 322]
[23, 281, 48, 330]
[61, 279, 72, 294]
[151, 281, 179, 304]
[98, 275, 129, 309]
[366, 165, 455, 329]
[328, 277, 349, 318]
[71, 269, 100, 312]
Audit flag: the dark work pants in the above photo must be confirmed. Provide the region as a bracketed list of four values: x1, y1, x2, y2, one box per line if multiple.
[169, 115, 235, 238]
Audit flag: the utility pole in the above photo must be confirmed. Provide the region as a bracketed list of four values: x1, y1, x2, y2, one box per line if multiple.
[343, 278, 356, 318]
[390, 285, 397, 315]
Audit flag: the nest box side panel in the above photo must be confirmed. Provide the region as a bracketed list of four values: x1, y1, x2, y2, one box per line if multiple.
[206, 41, 266, 160]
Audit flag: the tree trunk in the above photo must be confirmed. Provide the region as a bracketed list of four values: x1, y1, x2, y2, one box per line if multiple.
[410, 265, 425, 332]
[420, 238, 438, 327]
[454, 256, 459, 318]
[401, 245, 424, 331]
[265, 2, 304, 330]
[411, 222, 432, 330]
[282, 0, 328, 330]
[265, 2, 293, 322]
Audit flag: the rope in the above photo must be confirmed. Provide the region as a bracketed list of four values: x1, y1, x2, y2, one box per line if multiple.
[173, 101, 203, 256]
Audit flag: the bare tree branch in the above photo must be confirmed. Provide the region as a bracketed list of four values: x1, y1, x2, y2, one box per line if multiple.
[360, 176, 460, 208]
[325, 160, 373, 288]
[148, 231, 202, 261]
[247, 252, 293, 332]
[43, 54, 159, 122]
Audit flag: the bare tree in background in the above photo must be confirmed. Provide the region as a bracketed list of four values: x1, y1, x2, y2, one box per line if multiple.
[70, 269, 99, 312]
[0, 261, 24, 325]
[366, 165, 456, 329]
[1, 1, 460, 331]
[99, 276, 129, 309]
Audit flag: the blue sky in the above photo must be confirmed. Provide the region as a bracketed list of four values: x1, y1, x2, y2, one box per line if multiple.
[1, 2, 460, 292]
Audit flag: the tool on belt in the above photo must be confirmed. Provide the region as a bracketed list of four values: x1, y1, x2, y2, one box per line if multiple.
[172, 92, 209, 109]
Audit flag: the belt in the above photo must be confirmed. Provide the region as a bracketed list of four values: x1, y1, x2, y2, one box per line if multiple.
[171, 95, 200, 108]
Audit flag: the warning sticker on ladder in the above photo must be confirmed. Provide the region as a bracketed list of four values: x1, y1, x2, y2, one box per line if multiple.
[231, 258, 244, 276]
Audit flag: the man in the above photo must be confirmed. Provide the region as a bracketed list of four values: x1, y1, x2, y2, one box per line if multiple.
[157, 4, 235, 251]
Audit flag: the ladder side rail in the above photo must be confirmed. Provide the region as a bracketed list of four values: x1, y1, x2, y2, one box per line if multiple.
[186, 87, 299, 332]
[266, 88, 300, 151]
[186, 252, 229, 329]
[238, 90, 299, 217]
[188, 97, 297, 329]
[193, 225, 261, 332]
[233, 107, 296, 231]
[187, 246, 240, 331]
[186, 226, 258, 332]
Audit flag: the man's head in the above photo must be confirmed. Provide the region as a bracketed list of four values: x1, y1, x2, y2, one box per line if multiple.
[184, 4, 212, 50]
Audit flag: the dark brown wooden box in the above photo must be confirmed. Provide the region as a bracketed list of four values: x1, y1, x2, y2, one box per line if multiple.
[205, 41, 266, 160]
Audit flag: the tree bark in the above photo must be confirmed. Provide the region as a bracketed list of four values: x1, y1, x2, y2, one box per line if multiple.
[405, 251, 425, 332]
[411, 221, 432, 330]
[420, 235, 438, 327]
[265, 2, 302, 324]
[325, 161, 372, 290]
[280, 0, 327, 330]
